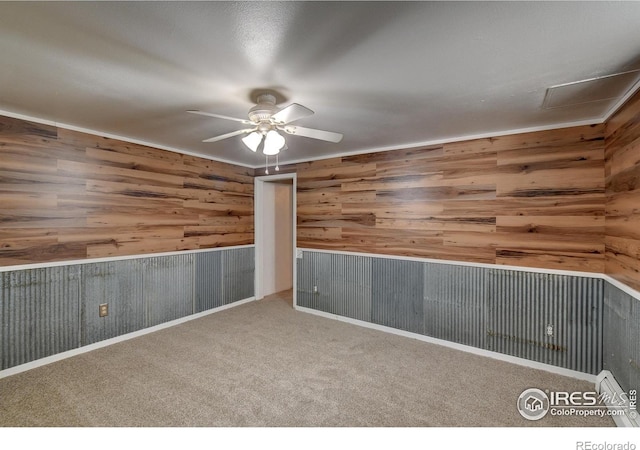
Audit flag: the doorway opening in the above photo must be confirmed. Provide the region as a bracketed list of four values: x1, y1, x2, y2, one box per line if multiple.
[254, 173, 296, 307]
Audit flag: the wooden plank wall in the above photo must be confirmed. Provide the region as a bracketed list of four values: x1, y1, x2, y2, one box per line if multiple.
[295, 124, 606, 273]
[605, 90, 640, 292]
[0, 115, 254, 266]
[1, 113, 616, 277]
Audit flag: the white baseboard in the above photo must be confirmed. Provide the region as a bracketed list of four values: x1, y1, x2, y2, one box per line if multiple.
[0, 296, 256, 380]
[596, 370, 640, 427]
[295, 305, 597, 383]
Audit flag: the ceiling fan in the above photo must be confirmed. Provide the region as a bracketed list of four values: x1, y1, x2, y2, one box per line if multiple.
[187, 94, 343, 159]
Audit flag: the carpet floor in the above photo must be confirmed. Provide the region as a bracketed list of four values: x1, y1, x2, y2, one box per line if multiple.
[0, 291, 614, 427]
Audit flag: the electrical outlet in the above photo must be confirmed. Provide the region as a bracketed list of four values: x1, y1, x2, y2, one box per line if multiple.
[546, 324, 554, 337]
[296, 249, 303, 259]
[99, 303, 109, 317]
[313, 285, 318, 294]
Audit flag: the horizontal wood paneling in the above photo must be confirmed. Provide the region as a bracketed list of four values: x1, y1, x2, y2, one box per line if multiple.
[295, 125, 606, 272]
[3, 111, 624, 277]
[0, 115, 254, 266]
[605, 89, 640, 292]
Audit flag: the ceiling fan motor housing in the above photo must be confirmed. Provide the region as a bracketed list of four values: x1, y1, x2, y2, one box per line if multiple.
[248, 94, 278, 124]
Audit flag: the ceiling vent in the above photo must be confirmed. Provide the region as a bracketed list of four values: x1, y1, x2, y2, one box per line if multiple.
[542, 69, 640, 110]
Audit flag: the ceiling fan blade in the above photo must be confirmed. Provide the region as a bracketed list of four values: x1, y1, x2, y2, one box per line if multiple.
[282, 125, 343, 143]
[187, 110, 252, 124]
[272, 103, 314, 124]
[202, 128, 254, 143]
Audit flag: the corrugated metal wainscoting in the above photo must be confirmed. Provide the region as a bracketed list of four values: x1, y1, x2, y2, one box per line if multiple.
[297, 250, 605, 375]
[0, 266, 81, 369]
[604, 283, 640, 394]
[0, 247, 254, 370]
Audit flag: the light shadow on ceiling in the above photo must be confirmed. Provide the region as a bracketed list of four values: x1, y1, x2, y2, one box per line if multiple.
[272, 2, 427, 78]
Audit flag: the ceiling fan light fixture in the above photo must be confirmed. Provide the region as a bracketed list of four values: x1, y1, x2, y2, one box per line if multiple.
[190, 95, 341, 165]
[263, 130, 285, 155]
[241, 131, 262, 152]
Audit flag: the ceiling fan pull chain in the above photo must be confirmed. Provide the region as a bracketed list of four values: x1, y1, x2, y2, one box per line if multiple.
[275, 154, 280, 172]
[265, 155, 269, 175]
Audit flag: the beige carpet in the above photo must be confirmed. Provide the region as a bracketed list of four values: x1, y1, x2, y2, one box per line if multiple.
[0, 291, 613, 427]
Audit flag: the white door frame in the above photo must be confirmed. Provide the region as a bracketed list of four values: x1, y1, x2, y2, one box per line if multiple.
[254, 172, 297, 304]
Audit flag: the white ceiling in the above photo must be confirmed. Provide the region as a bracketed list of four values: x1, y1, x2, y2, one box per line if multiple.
[1, 1, 640, 168]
